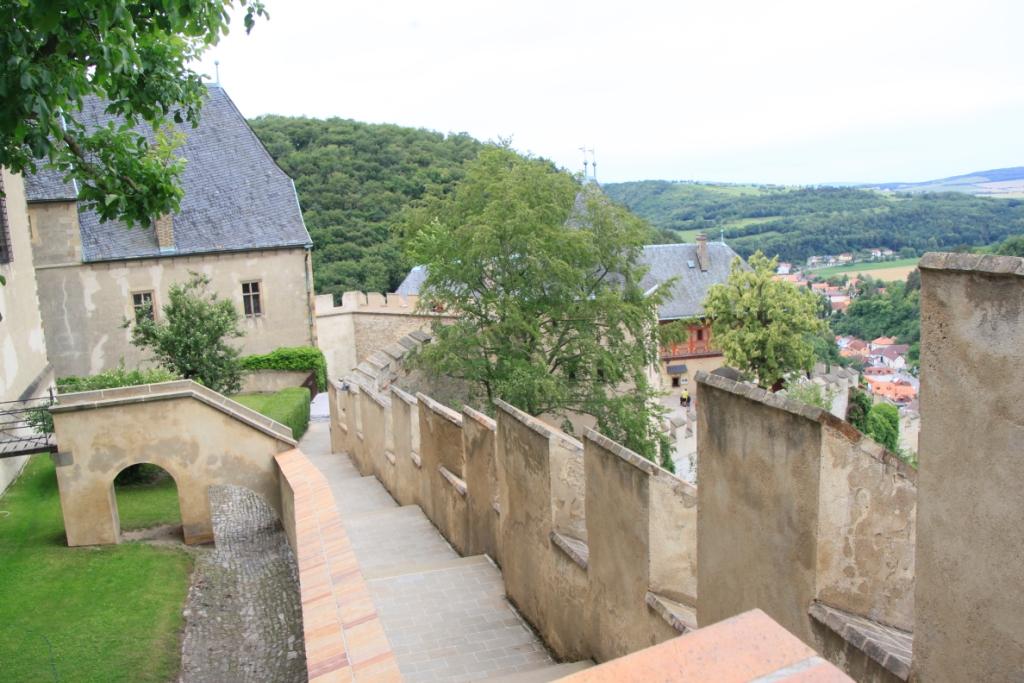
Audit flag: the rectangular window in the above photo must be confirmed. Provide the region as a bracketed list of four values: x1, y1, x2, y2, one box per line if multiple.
[696, 329, 704, 341]
[132, 291, 154, 322]
[0, 174, 10, 264]
[242, 281, 262, 317]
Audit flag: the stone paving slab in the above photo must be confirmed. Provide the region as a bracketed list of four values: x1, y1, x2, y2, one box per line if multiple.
[343, 506, 459, 573]
[366, 562, 555, 683]
[298, 422, 564, 683]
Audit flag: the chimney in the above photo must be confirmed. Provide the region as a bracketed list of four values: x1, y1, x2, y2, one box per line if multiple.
[696, 232, 708, 271]
[155, 214, 175, 253]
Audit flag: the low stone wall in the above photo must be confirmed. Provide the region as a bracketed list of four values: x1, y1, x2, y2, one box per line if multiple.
[240, 369, 315, 395]
[327, 380, 700, 665]
[695, 371, 916, 681]
[275, 448, 402, 683]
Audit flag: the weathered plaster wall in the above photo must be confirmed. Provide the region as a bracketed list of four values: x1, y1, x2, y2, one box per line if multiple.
[913, 253, 1024, 683]
[695, 371, 918, 650]
[462, 406, 499, 559]
[30, 228, 315, 378]
[1, 170, 53, 493]
[390, 387, 425, 510]
[816, 429, 916, 631]
[314, 291, 434, 380]
[50, 381, 295, 545]
[696, 379, 823, 645]
[239, 369, 313, 395]
[417, 393, 469, 555]
[494, 400, 588, 661]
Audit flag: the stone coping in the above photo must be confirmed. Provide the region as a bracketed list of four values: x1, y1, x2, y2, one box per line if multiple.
[410, 451, 422, 468]
[494, 399, 584, 454]
[384, 450, 396, 466]
[416, 392, 463, 426]
[389, 386, 417, 406]
[52, 380, 296, 445]
[645, 591, 696, 634]
[462, 406, 496, 432]
[695, 371, 916, 482]
[363, 387, 392, 409]
[809, 602, 912, 681]
[919, 251, 1024, 276]
[550, 530, 589, 570]
[583, 428, 694, 497]
[557, 608, 853, 683]
[438, 465, 467, 497]
[275, 448, 403, 683]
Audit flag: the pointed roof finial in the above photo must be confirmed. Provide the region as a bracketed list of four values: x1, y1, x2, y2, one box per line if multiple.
[214, 60, 221, 87]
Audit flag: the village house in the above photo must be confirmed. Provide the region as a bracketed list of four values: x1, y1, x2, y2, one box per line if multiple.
[867, 376, 916, 404]
[25, 86, 316, 379]
[871, 336, 897, 350]
[838, 253, 853, 262]
[776, 262, 792, 274]
[839, 338, 869, 358]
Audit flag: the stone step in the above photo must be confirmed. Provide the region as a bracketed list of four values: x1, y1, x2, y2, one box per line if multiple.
[472, 660, 594, 683]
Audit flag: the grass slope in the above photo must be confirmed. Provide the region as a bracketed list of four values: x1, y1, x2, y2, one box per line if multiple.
[810, 257, 920, 278]
[0, 456, 191, 682]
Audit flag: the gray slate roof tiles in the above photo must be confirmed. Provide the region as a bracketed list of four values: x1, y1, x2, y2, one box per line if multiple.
[395, 241, 742, 321]
[24, 87, 310, 262]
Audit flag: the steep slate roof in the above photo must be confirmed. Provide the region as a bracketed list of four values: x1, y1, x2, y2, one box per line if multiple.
[638, 242, 740, 320]
[24, 87, 310, 262]
[396, 241, 742, 321]
[23, 170, 79, 201]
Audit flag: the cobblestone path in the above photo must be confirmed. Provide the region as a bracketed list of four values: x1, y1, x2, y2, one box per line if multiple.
[300, 422, 591, 683]
[177, 486, 306, 683]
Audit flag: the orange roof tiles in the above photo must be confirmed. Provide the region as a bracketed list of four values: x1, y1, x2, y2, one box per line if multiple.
[557, 610, 853, 683]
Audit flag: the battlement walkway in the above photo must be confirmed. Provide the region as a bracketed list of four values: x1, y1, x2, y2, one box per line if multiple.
[298, 421, 591, 683]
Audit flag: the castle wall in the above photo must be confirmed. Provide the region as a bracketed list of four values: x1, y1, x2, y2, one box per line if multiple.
[913, 253, 1024, 683]
[1, 170, 54, 493]
[29, 208, 315, 379]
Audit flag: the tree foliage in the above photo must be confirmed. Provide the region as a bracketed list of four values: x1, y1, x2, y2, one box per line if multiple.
[604, 181, 1024, 262]
[995, 234, 1024, 257]
[401, 145, 674, 467]
[128, 272, 244, 394]
[0, 0, 266, 228]
[247, 116, 483, 299]
[703, 251, 828, 389]
[845, 388, 873, 432]
[866, 402, 900, 452]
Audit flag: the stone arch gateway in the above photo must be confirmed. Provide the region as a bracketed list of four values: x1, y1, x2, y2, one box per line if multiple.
[49, 380, 297, 546]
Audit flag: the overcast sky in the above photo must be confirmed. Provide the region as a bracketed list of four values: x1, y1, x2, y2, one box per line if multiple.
[197, 0, 1024, 185]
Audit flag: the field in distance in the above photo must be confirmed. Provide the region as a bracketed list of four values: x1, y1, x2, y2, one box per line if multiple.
[808, 257, 920, 282]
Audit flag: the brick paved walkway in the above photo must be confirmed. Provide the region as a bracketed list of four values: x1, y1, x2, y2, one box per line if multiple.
[300, 423, 590, 683]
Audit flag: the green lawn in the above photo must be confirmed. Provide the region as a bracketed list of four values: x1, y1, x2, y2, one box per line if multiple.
[0, 455, 192, 682]
[809, 257, 920, 275]
[232, 393, 272, 412]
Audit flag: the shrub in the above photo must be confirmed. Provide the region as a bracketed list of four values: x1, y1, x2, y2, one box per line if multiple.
[257, 387, 311, 441]
[785, 380, 833, 412]
[239, 347, 327, 391]
[30, 361, 180, 436]
[57, 361, 180, 393]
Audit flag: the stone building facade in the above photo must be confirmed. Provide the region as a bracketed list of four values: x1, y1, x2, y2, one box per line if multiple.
[25, 86, 315, 379]
[0, 169, 54, 492]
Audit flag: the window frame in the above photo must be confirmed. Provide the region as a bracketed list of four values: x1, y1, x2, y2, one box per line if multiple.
[0, 174, 11, 264]
[241, 280, 263, 317]
[132, 291, 155, 322]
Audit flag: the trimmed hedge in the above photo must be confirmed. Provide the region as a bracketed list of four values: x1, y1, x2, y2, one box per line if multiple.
[260, 387, 311, 441]
[239, 347, 327, 391]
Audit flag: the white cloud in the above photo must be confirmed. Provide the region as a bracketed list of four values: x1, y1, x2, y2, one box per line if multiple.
[197, 0, 1024, 183]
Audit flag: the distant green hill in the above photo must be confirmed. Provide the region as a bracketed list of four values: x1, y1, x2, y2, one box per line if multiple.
[602, 180, 1024, 263]
[870, 166, 1024, 194]
[250, 116, 484, 301]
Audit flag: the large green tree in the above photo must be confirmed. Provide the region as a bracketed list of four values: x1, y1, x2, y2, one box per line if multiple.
[703, 251, 828, 390]
[400, 145, 675, 467]
[0, 0, 265, 228]
[128, 272, 244, 394]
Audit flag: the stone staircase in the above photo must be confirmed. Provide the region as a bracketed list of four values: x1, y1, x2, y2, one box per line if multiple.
[299, 422, 593, 683]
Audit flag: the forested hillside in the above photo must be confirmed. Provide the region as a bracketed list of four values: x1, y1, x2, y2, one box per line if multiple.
[249, 116, 483, 301]
[603, 180, 1024, 262]
[250, 118, 675, 299]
